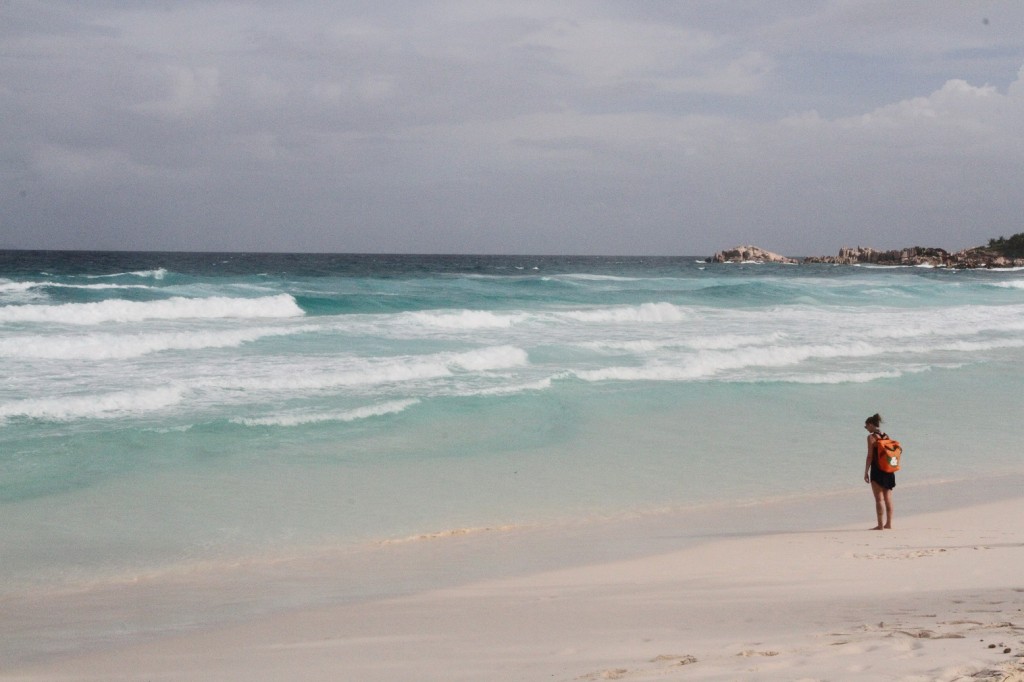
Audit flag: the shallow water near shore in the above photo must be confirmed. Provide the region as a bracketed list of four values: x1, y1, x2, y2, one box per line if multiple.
[2, 251, 1023, 605]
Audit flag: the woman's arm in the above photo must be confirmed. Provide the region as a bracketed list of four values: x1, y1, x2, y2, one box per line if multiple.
[864, 434, 875, 483]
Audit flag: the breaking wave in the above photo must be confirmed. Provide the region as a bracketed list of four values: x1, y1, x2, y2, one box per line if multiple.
[0, 325, 321, 360]
[556, 302, 687, 323]
[400, 309, 525, 329]
[200, 346, 531, 394]
[0, 386, 185, 422]
[0, 294, 304, 325]
[235, 399, 420, 427]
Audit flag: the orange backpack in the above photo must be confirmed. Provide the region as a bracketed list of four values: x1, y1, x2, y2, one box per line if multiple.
[875, 433, 902, 473]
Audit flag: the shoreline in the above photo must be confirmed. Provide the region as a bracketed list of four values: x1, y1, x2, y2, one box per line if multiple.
[4, 474, 1024, 680]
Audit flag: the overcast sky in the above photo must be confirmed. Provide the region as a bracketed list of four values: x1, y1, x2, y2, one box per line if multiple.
[2, 1, 1023, 255]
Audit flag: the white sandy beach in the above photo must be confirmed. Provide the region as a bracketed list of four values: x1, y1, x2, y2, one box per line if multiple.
[5, 486, 1023, 682]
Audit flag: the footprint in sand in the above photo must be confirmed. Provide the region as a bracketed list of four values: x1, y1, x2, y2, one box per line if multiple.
[650, 654, 698, 666]
[576, 668, 630, 680]
[576, 655, 699, 680]
[854, 548, 950, 560]
[894, 629, 965, 640]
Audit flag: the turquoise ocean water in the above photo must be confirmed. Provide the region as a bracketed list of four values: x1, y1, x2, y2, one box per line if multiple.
[2, 251, 1023, 596]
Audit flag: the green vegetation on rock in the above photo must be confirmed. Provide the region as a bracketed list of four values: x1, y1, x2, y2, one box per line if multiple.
[987, 232, 1024, 259]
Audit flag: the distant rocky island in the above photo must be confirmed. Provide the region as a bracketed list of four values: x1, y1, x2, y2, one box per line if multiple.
[711, 233, 1024, 268]
[709, 245, 798, 264]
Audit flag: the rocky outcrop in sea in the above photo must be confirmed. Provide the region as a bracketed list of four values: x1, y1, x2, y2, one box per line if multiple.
[802, 245, 1024, 268]
[708, 243, 1024, 268]
[709, 246, 797, 264]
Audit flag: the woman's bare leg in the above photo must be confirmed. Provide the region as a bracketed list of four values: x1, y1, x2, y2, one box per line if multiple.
[870, 481, 885, 530]
[882, 488, 893, 529]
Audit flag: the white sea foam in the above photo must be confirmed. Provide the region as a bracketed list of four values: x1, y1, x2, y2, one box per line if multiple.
[55, 282, 153, 291]
[0, 325, 321, 360]
[904, 338, 1024, 353]
[85, 268, 168, 280]
[447, 345, 528, 371]
[767, 369, 907, 384]
[455, 376, 557, 397]
[685, 332, 791, 350]
[0, 280, 48, 305]
[0, 280, 39, 294]
[205, 346, 530, 394]
[972, 266, 1024, 273]
[235, 399, 420, 427]
[0, 294, 304, 325]
[574, 330, 1024, 383]
[0, 281, 153, 292]
[548, 273, 641, 282]
[558, 302, 686, 323]
[345, 303, 692, 340]
[0, 386, 184, 422]
[989, 280, 1024, 289]
[578, 339, 669, 353]
[213, 361, 452, 393]
[580, 332, 788, 354]
[401, 309, 525, 329]
[756, 304, 1024, 341]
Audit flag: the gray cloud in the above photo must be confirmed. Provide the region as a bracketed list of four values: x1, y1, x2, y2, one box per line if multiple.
[2, 1, 1023, 255]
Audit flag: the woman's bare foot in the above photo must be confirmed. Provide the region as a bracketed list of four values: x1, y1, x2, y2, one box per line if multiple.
[870, 525, 884, 530]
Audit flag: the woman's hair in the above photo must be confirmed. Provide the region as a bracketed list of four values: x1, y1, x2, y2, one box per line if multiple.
[865, 413, 883, 427]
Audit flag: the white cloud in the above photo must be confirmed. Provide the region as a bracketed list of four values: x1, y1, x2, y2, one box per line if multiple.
[134, 65, 221, 119]
[517, 18, 773, 94]
[31, 144, 152, 182]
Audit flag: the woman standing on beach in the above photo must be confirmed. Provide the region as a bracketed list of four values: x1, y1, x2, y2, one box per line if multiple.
[864, 413, 894, 530]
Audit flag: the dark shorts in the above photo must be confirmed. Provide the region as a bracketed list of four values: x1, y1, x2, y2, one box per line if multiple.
[870, 465, 896, 490]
